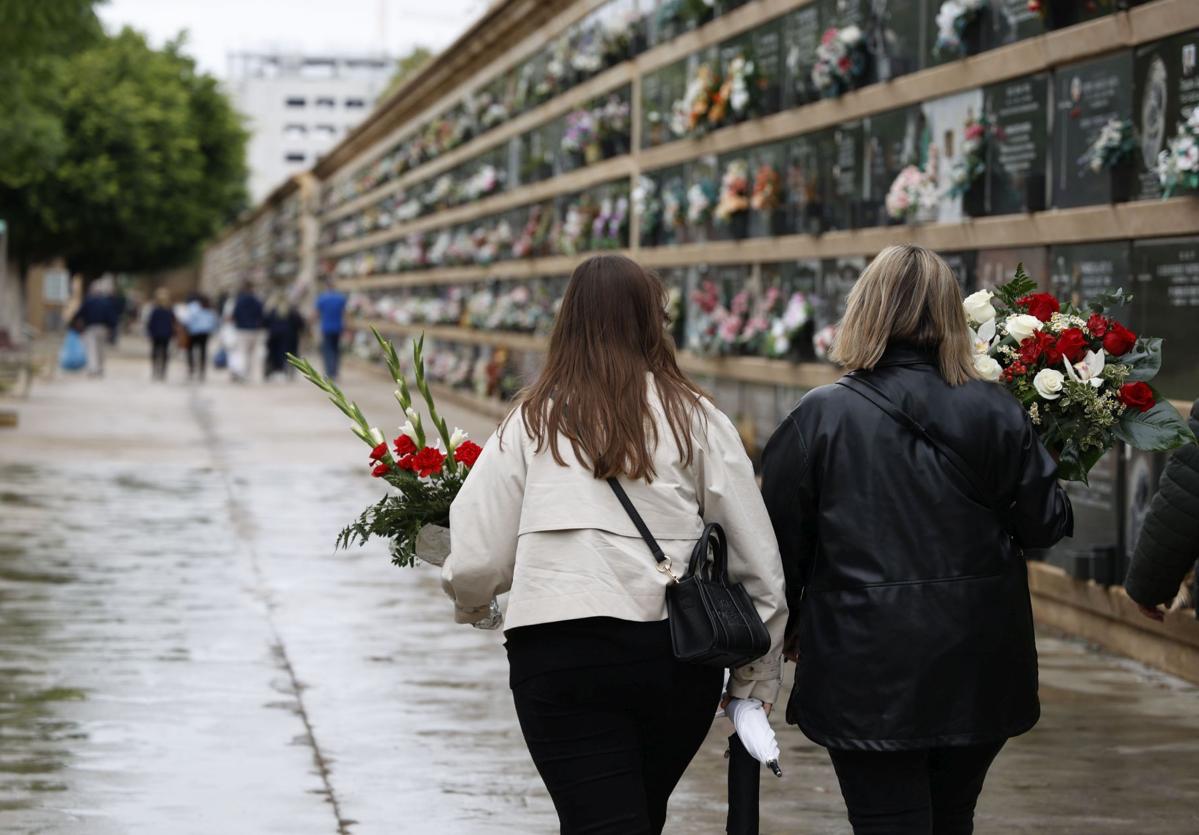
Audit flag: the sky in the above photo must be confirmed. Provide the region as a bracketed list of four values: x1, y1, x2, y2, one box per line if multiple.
[97, 0, 490, 78]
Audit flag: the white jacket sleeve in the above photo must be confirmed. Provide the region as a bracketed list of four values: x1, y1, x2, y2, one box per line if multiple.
[441, 414, 527, 623]
[697, 406, 788, 704]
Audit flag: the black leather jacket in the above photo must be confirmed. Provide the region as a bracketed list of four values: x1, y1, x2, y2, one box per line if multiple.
[761, 344, 1074, 751]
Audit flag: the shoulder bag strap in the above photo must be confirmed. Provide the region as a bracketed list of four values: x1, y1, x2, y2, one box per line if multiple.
[836, 374, 1010, 521]
[607, 478, 680, 582]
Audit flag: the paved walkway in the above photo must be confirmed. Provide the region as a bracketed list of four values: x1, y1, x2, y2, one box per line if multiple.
[1, 342, 1196, 834]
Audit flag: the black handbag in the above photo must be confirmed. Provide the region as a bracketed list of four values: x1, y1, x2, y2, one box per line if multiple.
[607, 478, 771, 668]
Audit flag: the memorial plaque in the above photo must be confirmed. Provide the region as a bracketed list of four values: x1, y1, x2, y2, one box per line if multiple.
[1131, 235, 1199, 400]
[1052, 51, 1134, 209]
[781, 259, 822, 362]
[862, 105, 925, 227]
[941, 250, 978, 294]
[1123, 446, 1165, 575]
[980, 0, 1044, 51]
[783, 3, 824, 108]
[975, 246, 1050, 291]
[869, 0, 923, 81]
[818, 256, 867, 327]
[641, 67, 663, 149]
[658, 165, 689, 246]
[828, 121, 865, 230]
[1048, 240, 1132, 321]
[786, 131, 830, 236]
[749, 143, 788, 238]
[1133, 28, 1199, 200]
[822, 0, 874, 85]
[984, 73, 1050, 215]
[751, 18, 784, 117]
[922, 89, 985, 222]
[1044, 449, 1124, 582]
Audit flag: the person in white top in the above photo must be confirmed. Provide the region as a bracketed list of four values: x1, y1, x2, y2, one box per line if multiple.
[443, 254, 786, 835]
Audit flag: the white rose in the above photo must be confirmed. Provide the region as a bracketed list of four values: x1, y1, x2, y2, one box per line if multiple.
[1005, 314, 1043, 342]
[840, 25, 862, 44]
[962, 289, 996, 325]
[1033, 368, 1065, 400]
[974, 354, 1003, 382]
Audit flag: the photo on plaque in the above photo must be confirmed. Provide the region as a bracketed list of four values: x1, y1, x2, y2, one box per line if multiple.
[983, 72, 1050, 215]
[922, 89, 985, 223]
[1048, 240, 1132, 321]
[1130, 235, 1199, 400]
[1051, 51, 1134, 209]
[1132, 28, 1199, 199]
[980, 0, 1045, 51]
[863, 105, 926, 227]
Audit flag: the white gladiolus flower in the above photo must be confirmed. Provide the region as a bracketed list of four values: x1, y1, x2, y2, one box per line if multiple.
[1033, 368, 1065, 400]
[1064, 350, 1106, 388]
[1005, 314, 1044, 342]
[397, 420, 417, 442]
[962, 289, 996, 324]
[974, 354, 1003, 381]
[449, 428, 468, 451]
[405, 407, 419, 422]
[368, 427, 384, 445]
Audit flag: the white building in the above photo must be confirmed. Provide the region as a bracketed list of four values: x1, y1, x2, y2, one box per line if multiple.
[228, 51, 396, 203]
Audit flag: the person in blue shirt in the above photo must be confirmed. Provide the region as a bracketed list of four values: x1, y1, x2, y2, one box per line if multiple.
[228, 282, 265, 383]
[145, 288, 177, 381]
[314, 279, 348, 381]
[184, 294, 219, 381]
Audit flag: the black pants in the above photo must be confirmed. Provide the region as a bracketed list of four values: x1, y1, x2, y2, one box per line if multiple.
[187, 333, 209, 379]
[150, 338, 170, 380]
[512, 658, 722, 834]
[828, 741, 1005, 835]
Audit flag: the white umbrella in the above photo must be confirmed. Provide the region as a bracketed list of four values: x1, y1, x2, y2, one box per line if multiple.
[725, 697, 782, 777]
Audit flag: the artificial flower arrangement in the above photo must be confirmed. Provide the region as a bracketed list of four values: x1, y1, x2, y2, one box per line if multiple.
[596, 94, 632, 157]
[562, 108, 601, 165]
[663, 179, 689, 237]
[763, 291, 814, 359]
[963, 265, 1195, 482]
[591, 195, 630, 250]
[750, 163, 783, 213]
[1079, 117, 1135, 174]
[719, 53, 760, 125]
[424, 174, 456, 212]
[737, 285, 782, 355]
[934, 0, 988, 59]
[687, 178, 718, 226]
[716, 159, 752, 236]
[688, 278, 733, 356]
[885, 164, 939, 223]
[1155, 108, 1199, 197]
[633, 176, 663, 245]
[671, 63, 722, 137]
[811, 25, 868, 99]
[463, 164, 505, 202]
[287, 332, 485, 568]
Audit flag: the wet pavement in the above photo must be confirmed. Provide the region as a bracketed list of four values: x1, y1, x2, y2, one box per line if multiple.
[1, 342, 1197, 834]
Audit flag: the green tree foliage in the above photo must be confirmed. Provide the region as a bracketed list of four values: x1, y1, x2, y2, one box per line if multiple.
[0, 18, 248, 276]
[381, 46, 434, 100]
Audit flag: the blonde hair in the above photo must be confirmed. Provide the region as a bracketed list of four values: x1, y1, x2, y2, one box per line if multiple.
[830, 244, 977, 386]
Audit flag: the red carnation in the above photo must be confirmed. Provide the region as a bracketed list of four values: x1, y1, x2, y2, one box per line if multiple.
[395, 454, 416, 472]
[454, 440, 483, 468]
[370, 461, 391, 478]
[394, 434, 417, 456]
[1056, 328, 1089, 364]
[1086, 313, 1110, 338]
[1018, 331, 1055, 366]
[1118, 382, 1155, 413]
[370, 442, 389, 461]
[410, 446, 446, 478]
[1018, 292, 1060, 322]
[1102, 321, 1137, 356]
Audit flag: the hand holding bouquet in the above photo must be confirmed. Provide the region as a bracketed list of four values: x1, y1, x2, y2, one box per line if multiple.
[963, 266, 1195, 482]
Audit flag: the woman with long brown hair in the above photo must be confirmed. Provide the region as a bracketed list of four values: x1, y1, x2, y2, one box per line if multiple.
[443, 254, 786, 834]
[761, 245, 1073, 834]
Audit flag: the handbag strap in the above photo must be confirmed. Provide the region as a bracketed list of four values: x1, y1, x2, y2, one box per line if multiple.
[607, 478, 681, 582]
[836, 374, 1011, 523]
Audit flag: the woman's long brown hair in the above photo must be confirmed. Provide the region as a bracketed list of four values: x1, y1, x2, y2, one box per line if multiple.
[512, 254, 706, 482]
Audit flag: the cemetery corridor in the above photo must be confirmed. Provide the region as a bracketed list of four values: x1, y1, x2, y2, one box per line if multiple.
[1, 346, 1197, 835]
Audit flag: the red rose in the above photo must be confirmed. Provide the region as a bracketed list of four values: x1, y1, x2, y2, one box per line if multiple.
[1018, 331, 1055, 365]
[1086, 313, 1110, 338]
[1018, 292, 1061, 323]
[1055, 328, 1089, 364]
[411, 446, 446, 478]
[454, 440, 483, 468]
[394, 434, 417, 456]
[1102, 321, 1137, 356]
[1118, 382, 1155, 413]
[369, 442, 389, 461]
[370, 461, 390, 478]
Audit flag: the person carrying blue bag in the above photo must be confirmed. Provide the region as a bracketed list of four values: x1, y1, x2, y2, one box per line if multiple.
[59, 316, 88, 372]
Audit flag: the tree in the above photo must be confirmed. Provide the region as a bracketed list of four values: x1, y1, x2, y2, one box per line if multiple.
[0, 25, 249, 277]
[381, 46, 434, 100]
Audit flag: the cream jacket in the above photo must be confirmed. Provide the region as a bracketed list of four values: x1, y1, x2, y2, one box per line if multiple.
[442, 381, 788, 704]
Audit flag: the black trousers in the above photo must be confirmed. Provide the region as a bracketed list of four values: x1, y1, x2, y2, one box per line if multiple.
[828, 741, 1005, 835]
[150, 338, 170, 380]
[511, 658, 723, 835]
[187, 333, 209, 379]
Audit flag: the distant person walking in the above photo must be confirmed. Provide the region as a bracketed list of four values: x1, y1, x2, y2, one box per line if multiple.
[263, 294, 293, 380]
[1127, 398, 1199, 622]
[185, 295, 219, 381]
[229, 282, 264, 383]
[79, 278, 117, 378]
[146, 289, 177, 381]
[285, 302, 306, 379]
[315, 280, 348, 381]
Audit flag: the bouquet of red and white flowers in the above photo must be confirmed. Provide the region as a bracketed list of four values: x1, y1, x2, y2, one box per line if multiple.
[963, 266, 1195, 482]
[288, 330, 484, 567]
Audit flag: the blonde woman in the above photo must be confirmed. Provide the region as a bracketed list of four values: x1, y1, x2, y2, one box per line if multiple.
[761, 245, 1073, 834]
[443, 254, 786, 835]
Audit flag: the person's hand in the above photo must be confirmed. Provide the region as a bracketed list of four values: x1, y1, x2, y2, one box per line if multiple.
[1136, 603, 1165, 622]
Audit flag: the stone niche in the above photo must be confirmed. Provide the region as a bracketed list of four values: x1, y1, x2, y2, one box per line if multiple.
[983, 72, 1051, 215]
[1133, 28, 1199, 200]
[862, 104, 925, 227]
[1130, 235, 1199, 401]
[975, 246, 1050, 291]
[1048, 239, 1132, 321]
